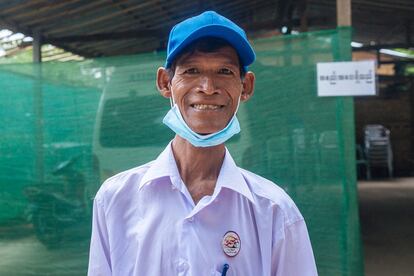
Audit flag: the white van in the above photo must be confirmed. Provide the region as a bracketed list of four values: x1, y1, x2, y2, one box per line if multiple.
[92, 57, 172, 184]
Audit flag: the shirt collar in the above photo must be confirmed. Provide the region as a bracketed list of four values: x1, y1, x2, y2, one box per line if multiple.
[215, 148, 255, 204]
[139, 143, 255, 205]
[139, 142, 179, 189]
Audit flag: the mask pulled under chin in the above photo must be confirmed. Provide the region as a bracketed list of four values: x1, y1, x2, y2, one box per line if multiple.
[162, 104, 241, 147]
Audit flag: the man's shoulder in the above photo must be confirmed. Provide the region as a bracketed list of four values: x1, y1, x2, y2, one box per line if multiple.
[239, 167, 291, 204]
[239, 167, 303, 223]
[94, 160, 154, 205]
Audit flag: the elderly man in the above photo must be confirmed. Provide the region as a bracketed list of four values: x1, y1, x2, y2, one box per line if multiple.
[88, 11, 317, 276]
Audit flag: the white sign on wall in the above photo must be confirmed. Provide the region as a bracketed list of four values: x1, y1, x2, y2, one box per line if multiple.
[316, 60, 376, 97]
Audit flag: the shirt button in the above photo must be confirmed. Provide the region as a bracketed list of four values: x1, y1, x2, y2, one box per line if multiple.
[188, 217, 194, 222]
[171, 184, 177, 190]
[178, 259, 189, 271]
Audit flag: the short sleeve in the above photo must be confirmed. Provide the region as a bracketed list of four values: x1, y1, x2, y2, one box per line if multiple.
[88, 197, 112, 276]
[271, 219, 318, 276]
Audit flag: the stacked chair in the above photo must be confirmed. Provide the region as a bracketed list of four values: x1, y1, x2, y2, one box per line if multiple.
[363, 124, 393, 179]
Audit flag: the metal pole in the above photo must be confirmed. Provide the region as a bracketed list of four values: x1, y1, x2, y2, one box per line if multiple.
[33, 31, 44, 183]
[33, 31, 42, 63]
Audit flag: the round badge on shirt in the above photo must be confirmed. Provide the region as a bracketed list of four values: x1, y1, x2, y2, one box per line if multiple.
[222, 231, 241, 257]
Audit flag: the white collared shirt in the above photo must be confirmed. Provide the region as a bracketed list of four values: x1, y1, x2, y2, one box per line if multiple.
[88, 143, 317, 276]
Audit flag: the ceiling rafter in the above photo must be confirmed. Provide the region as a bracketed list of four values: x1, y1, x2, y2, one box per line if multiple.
[0, 0, 413, 60]
[24, 0, 107, 27]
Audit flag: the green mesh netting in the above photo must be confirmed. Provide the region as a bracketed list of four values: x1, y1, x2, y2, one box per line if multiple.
[0, 27, 363, 275]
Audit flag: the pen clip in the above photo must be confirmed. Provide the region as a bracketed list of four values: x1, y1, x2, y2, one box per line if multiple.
[221, 263, 229, 276]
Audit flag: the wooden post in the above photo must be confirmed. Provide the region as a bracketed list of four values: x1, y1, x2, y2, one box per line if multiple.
[337, 0, 351, 27]
[337, 1, 359, 274]
[299, 0, 308, 33]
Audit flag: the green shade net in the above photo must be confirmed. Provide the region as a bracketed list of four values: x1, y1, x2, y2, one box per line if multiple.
[0, 28, 363, 275]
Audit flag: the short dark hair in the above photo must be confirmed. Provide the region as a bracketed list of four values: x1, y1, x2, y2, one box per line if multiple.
[167, 37, 246, 80]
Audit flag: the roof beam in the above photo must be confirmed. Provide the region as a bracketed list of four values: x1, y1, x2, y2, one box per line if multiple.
[47, 2, 154, 36]
[45, 15, 328, 45]
[0, 1, 41, 15]
[47, 29, 166, 43]
[24, 0, 106, 26]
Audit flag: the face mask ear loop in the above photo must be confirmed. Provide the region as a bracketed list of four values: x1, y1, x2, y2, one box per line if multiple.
[169, 86, 175, 108]
[234, 94, 242, 115]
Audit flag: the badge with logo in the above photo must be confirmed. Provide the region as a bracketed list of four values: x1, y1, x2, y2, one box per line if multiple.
[222, 231, 241, 257]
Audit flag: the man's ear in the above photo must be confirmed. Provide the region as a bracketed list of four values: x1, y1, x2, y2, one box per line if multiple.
[241, 71, 255, 102]
[156, 67, 172, 98]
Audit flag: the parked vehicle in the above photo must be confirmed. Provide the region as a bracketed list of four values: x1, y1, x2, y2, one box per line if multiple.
[24, 156, 91, 249]
[92, 60, 171, 183]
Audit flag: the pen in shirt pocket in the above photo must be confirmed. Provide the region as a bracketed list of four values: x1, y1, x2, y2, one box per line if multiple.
[221, 264, 229, 276]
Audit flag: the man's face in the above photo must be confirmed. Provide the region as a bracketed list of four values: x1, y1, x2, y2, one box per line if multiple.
[169, 46, 244, 135]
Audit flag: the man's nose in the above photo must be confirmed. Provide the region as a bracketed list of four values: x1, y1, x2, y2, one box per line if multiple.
[199, 75, 218, 95]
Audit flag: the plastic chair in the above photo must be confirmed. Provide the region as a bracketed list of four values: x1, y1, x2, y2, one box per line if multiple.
[364, 124, 393, 178]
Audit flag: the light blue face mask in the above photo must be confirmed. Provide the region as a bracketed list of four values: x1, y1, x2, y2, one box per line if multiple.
[162, 94, 241, 147]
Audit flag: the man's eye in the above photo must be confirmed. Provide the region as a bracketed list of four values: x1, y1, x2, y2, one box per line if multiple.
[218, 68, 233, 75]
[184, 68, 199, 74]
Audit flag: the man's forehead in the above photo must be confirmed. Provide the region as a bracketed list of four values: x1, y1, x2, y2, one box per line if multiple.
[175, 46, 241, 67]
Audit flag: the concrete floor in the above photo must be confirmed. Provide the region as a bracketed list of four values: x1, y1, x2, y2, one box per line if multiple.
[0, 220, 89, 275]
[0, 234, 89, 276]
[358, 177, 414, 276]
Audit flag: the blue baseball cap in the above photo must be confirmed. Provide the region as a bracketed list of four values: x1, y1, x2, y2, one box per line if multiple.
[165, 11, 256, 70]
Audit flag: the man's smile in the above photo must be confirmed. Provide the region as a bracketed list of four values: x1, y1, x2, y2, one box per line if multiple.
[191, 104, 224, 110]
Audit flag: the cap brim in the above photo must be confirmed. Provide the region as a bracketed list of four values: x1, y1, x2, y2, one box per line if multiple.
[165, 24, 255, 69]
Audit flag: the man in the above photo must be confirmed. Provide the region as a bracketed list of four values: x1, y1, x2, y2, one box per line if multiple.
[88, 11, 317, 276]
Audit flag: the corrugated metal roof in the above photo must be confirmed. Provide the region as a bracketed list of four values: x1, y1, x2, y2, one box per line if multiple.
[0, 0, 413, 59]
